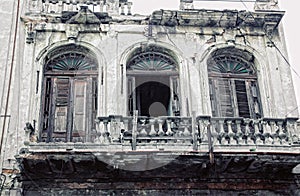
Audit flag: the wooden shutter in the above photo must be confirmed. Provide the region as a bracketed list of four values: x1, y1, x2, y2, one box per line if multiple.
[170, 76, 180, 116]
[89, 77, 98, 141]
[216, 79, 234, 117]
[235, 80, 251, 118]
[127, 77, 136, 116]
[41, 78, 53, 141]
[53, 78, 70, 133]
[72, 79, 87, 142]
[249, 81, 261, 118]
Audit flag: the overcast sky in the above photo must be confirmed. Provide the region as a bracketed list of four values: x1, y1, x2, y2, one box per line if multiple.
[130, 0, 300, 115]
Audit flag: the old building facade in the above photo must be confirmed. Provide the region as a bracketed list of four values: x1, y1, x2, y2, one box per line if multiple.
[0, 0, 300, 195]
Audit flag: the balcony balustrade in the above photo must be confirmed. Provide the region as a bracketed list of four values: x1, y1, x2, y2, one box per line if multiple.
[95, 115, 198, 150]
[25, 115, 300, 152]
[27, 0, 133, 15]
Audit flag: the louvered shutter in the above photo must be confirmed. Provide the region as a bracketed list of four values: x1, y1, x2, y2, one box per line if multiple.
[235, 80, 251, 118]
[216, 79, 234, 117]
[72, 79, 87, 142]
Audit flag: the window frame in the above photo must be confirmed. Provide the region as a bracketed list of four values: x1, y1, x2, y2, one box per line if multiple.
[40, 46, 98, 143]
[208, 55, 262, 119]
[126, 47, 181, 117]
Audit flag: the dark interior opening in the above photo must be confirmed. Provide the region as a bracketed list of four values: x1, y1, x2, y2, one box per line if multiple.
[135, 81, 170, 117]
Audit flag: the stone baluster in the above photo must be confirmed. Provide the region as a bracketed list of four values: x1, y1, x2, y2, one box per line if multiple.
[93, 1, 98, 12]
[235, 119, 243, 144]
[99, 0, 104, 12]
[139, 118, 148, 136]
[226, 120, 235, 144]
[218, 119, 225, 144]
[58, 0, 63, 13]
[262, 120, 273, 145]
[253, 120, 263, 145]
[71, 0, 77, 11]
[210, 119, 219, 145]
[24, 122, 37, 144]
[166, 118, 174, 136]
[192, 112, 198, 150]
[277, 120, 287, 145]
[157, 118, 165, 136]
[270, 120, 279, 144]
[120, 3, 125, 15]
[286, 118, 299, 144]
[48, 1, 55, 13]
[109, 115, 122, 142]
[198, 118, 207, 142]
[44, 0, 50, 13]
[127, 2, 132, 15]
[55, 1, 61, 13]
[149, 118, 157, 136]
[65, 0, 71, 11]
[202, 119, 210, 142]
[95, 118, 105, 143]
[122, 117, 130, 132]
[244, 119, 254, 145]
[182, 118, 191, 136]
[103, 118, 111, 143]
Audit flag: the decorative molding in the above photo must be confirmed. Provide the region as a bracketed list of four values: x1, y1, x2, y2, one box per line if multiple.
[66, 6, 102, 24]
[254, 0, 279, 11]
[66, 24, 80, 40]
[180, 0, 194, 10]
[127, 52, 177, 71]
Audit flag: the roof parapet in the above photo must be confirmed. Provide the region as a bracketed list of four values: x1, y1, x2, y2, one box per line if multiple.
[254, 0, 279, 11]
[25, 0, 133, 16]
[180, 0, 194, 10]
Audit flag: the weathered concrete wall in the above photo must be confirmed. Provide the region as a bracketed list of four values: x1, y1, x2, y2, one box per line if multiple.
[0, 0, 299, 194]
[0, 0, 27, 171]
[28, 21, 300, 119]
[1, 4, 299, 167]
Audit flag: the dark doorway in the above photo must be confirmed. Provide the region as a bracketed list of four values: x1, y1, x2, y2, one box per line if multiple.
[135, 81, 170, 117]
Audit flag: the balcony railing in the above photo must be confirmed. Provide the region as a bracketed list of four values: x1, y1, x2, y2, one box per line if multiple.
[95, 115, 198, 150]
[25, 114, 300, 152]
[27, 0, 133, 15]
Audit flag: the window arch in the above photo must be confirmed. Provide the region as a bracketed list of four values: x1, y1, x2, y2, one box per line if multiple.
[127, 51, 177, 71]
[41, 44, 98, 142]
[207, 48, 261, 118]
[126, 45, 180, 117]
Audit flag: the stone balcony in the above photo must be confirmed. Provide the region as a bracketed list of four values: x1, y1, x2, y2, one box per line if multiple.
[17, 115, 300, 189]
[24, 115, 300, 154]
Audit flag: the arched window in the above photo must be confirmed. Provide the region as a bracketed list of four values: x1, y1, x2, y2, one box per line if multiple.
[208, 48, 261, 118]
[126, 45, 180, 117]
[41, 45, 98, 142]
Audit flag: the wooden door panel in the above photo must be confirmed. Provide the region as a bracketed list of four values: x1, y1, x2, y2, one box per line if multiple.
[72, 79, 87, 142]
[53, 78, 70, 134]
